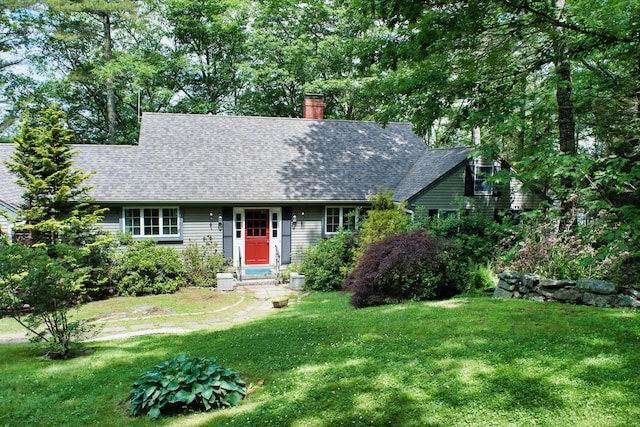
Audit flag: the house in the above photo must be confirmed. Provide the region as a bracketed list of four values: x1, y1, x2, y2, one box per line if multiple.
[0, 97, 539, 271]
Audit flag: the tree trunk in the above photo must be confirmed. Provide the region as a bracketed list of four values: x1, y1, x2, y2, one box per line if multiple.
[553, 0, 577, 217]
[102, 12, 117, 145]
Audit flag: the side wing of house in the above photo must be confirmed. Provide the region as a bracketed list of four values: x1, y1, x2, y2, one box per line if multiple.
[411, 161, 513, 218]
[0, 201, 14, 240]
[399, 151, 543, 220]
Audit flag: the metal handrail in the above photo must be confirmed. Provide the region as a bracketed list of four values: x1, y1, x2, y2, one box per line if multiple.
[275, 245, 281, 278]
[237, 246, 242, 282]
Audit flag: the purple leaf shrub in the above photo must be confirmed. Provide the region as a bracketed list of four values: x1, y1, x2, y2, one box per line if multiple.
[343, 229, 456, 308]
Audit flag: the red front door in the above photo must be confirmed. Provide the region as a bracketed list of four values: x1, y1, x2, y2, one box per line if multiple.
[245, 210, 269, 264]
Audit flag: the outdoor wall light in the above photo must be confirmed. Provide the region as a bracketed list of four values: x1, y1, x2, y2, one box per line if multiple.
[218, 214, 223, 231]
[209, 212, 214, 230]
[292, 214, 297, 229]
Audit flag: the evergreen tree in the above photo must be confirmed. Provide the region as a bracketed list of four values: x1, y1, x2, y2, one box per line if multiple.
[0, 107, 110, 358]
[6, 107, 106, 246]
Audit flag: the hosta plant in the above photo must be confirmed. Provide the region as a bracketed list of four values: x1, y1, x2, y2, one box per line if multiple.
[129, 354, 246, 419]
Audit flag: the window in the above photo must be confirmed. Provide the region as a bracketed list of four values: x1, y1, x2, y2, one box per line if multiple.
[325, 207, 360, 234]
[474, 165, 494, 195]
[427, 209, 459, 220]
[272, 212, 278, 238]
[235, 213, 242, 238]
[123, 207, 180, 238]
[440, 210, 458, 219]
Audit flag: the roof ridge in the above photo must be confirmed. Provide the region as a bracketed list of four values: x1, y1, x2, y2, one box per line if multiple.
[141, 112, 416, 127]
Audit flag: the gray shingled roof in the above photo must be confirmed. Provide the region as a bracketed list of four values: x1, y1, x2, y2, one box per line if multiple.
[0, 113, 472, 206]
[393, 146, 474, 201]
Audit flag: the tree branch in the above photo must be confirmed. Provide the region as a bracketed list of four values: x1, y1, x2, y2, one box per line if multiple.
[501, 0, 636, 43]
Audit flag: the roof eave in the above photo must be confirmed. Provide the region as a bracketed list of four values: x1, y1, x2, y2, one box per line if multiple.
[94, 199, 373, 205]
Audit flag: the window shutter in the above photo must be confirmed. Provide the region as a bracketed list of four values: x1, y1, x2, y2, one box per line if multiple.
[222, 207, 233, 260]
[281, 207, 292, 264]
[464, 165, 474, 196]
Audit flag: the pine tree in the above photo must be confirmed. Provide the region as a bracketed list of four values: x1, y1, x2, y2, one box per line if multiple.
[6, 107, 106, 247]
[0, 107, 110, 358]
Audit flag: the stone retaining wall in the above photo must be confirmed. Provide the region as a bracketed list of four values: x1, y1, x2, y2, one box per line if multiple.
[494, 271, 640, 309]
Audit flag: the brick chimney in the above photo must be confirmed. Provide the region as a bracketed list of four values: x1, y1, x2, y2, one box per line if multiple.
[303, 94, 324, 119]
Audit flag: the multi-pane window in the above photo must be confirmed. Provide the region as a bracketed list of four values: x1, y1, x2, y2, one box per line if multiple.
[272, 212, 278, 238]
[124, 208, 141, 235]
[474, 165, 494, 195]
[326, 207, 341, 234]
[124, 207, 180, 237]
[235, 213, 242, 238]
[246, 210, 268, 237]
[163, 208, 179, 235]
[325, 207, 360, 234]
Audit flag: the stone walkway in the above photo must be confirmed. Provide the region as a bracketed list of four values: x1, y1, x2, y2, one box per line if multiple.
[0, 283, 306, 344]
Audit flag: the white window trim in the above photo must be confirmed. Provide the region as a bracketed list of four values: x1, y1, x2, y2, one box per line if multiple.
[474, 165, 494, 196]
[324, 206, 359, 235]
[122, 207, 182, 240]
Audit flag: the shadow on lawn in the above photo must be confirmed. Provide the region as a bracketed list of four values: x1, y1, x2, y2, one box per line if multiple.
[122, 297, 637, 426]
[3, 295, 638, 426]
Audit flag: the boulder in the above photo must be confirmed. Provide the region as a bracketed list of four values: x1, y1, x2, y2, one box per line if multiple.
[519, 286, 531, 294]
[577, 280, 618, 295]
[522, 274, 540, 288]
[582, 292, 618, 308]
[493, 287, 514, 299]
[498, 271, 520, 281]
[523, 292, 546, 302]
[540, 278, 575, 289]
[617, 295, 640, 309]
[627, 288, 640, 299]
[498, 279, 518, 292]
[549, 287, 582, 303]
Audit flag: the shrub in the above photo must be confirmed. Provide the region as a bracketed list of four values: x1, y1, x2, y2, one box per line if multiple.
[500, 212, 616, 280]
[418, 212, 510, 295]
[344, 229, 457, 308]
[423, 211, 506, 266]
[182, 236, 229, 287]
[110, 239, 186, 296]
[466, 262, 499, 295]
[129, 354, 246, 419]
[609, 253, 640, 288]
[301, 230, 357, 291]
[0, 243, 95, 359]
[356, 191, 411, 259]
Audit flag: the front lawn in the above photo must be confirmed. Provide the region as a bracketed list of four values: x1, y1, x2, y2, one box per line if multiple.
[1, 293, 638, 426]
[0, 288, 244, 337]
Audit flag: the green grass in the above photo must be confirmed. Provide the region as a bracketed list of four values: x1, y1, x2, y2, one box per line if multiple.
[1, 293, 639, 426]
[0, 288, 243, 336]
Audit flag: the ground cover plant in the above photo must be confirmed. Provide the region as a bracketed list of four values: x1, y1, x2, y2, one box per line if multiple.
[129, 354, 245, 419]
[1, 292, 638, 426]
